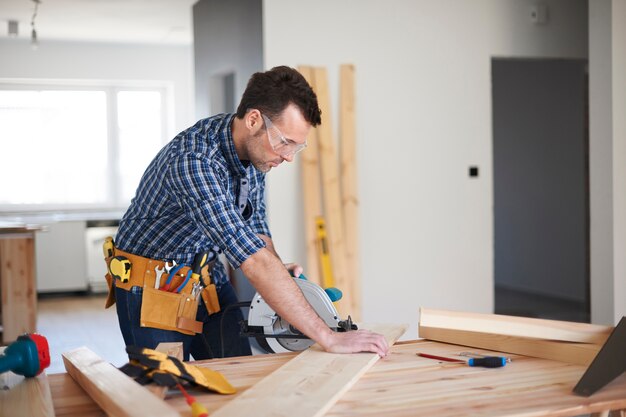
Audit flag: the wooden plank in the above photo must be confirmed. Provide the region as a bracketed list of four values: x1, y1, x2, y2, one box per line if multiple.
[419, 325, 601, 366]
[62, 346, 179, 417]
[420, 307, 612, 344]
[313, 67, 351, 318]
[297, 65, 323, 286]
[0, 347, 55, 417]
[0, 234, 37, 343]
[339, 63, 360, 320]
[211, 323, 407, 417]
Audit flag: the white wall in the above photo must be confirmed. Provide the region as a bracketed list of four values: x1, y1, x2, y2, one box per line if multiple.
[263, 0, 587, 339]
[589, 0, 626, 325]
[612, 0, 626, 324]
[0, 39, 195, 135]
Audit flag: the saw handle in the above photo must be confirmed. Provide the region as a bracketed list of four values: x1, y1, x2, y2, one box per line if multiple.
[294, 274, 342, 302]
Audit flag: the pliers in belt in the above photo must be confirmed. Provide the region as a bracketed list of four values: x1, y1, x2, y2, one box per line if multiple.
[160, 264, 184, 292]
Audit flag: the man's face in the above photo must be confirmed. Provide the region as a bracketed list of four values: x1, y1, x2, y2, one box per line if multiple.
[247, 104, 311, 173]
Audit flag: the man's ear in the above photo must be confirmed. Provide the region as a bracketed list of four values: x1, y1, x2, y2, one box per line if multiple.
[245, 109, 263, 135]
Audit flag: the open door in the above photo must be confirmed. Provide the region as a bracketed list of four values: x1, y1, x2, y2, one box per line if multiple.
[492, 58, 589, 322]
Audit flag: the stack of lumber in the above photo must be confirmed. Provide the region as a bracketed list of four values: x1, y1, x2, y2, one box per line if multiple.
[419, 307, 613, 366]
[297, 64, 360, 320]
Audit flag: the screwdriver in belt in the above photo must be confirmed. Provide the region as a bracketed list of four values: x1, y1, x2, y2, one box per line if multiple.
[417, 352, 510, 368]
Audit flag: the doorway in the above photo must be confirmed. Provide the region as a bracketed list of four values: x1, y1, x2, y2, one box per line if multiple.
[492, 58, 589, 322]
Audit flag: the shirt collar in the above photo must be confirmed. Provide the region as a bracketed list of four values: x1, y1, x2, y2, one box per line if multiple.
[219, 113, 247, 178]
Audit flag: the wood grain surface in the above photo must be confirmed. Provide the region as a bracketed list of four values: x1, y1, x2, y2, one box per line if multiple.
[48, 339, 626, 417]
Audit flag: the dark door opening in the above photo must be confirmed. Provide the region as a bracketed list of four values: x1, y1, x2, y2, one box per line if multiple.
[492, 58, 590, 323]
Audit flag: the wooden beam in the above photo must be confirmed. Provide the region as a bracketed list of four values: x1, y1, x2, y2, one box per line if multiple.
[313, 67, 351, 318]
[62, 347, 179, 417]
[419, 325, 601, 366]
[211, 323, 407, 417]
[420, 308, 612, 344]
[339, 63, 360, 320]
[0, 347, 55, 417]
[297, 65, 323, 286]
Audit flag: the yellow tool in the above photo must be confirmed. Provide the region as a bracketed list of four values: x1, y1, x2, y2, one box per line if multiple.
[102, 236, 114, 259]
[109, 256, 131, 283]
[193, 252, 220, 314]
[315, 216, 335, 288]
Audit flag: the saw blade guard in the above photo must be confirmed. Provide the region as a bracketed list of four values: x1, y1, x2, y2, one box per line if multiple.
[248, 277, 342, 353]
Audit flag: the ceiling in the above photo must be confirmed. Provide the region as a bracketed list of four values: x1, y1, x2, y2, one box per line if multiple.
[0, 0, 197, 45]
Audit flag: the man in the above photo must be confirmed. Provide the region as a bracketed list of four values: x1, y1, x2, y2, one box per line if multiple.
[111, 66, 389, 360]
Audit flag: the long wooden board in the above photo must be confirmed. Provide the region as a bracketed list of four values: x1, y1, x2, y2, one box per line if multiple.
[419, 325, 601, 366]
[211, 323, 407, 417]
[313, 67, 351, 318]
[420, 308, 612, 344]
[62, 346, 179, 417]
[0, 347, 55, 417]
[298, 65, 323, 286]
[339, 63, 360, 320]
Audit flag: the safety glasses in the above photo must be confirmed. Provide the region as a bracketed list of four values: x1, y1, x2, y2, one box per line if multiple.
[261, 114, 307, 157]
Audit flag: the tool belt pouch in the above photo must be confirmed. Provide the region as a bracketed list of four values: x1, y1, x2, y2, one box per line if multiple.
[140, 287, 202, 336]
[104, 272, 116, 309]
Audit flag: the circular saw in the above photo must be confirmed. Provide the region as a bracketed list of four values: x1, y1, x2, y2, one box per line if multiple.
[241, 276, 357, 353]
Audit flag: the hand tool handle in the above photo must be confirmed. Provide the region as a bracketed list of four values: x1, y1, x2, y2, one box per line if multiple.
[192, 252, 209, 277]
[468, 357, 507, 368]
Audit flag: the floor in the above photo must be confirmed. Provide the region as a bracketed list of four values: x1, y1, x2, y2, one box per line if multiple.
[38, 293, 128, 374]
[37, 292, 265, 374]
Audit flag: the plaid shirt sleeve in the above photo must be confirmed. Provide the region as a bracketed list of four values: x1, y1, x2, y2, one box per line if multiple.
[165, 152, 266, 269]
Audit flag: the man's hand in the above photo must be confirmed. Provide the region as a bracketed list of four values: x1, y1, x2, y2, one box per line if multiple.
[242, 247, 389, 357]
[319, 329, 390, 357]
[283, 262, 303, 278]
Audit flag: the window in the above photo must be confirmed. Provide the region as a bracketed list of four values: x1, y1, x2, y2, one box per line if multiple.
[0, 83, 169, 211]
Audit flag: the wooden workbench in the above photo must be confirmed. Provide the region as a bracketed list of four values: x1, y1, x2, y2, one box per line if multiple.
[47, 339, 626, 417]
[0, 225, 39, 344]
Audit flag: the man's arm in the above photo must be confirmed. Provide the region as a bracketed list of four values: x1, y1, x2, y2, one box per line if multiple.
[240, 247, 389, 356]
[257, 234, 303, 277]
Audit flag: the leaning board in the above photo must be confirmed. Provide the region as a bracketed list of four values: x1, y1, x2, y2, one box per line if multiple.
[211, 324, 407, 417]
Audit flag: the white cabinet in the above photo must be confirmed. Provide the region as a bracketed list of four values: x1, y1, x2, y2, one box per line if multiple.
[35, 221, 88, 292]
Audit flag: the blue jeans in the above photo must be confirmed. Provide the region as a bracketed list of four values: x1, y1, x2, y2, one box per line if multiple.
[115, 281, 252, 361]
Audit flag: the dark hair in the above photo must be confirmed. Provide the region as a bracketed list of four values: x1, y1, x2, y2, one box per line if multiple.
[236, 66, 322, 127]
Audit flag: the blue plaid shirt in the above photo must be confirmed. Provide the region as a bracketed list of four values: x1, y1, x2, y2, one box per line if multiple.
[115, 113, 270, 286]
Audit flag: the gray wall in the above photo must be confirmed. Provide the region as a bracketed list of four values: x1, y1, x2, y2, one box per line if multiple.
[193, 0, 263, 119]
[192, 0, 264, 303]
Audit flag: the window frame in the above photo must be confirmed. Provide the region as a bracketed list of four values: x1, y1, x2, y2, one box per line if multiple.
[0, 79, 172, 213]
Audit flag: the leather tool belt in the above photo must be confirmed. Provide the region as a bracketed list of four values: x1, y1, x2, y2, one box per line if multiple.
[104, 248, 207, 336]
